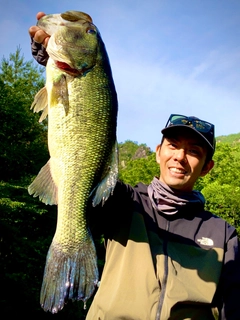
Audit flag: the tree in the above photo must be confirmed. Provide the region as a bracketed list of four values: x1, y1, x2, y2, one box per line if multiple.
[119, 152, 159, 185]
[202, 182, 240, 235]
[0, 180, 89, 319]
[194, 143, 240, 191]
[0, 48, 48, 180]
[195, 142, 240, 235]
[119, 140, 152, 168]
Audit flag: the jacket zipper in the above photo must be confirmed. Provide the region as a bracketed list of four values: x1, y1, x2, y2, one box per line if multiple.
[155, 219, 170, 320]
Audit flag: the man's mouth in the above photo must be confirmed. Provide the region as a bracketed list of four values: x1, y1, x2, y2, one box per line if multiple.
[169, 167, 186, 174]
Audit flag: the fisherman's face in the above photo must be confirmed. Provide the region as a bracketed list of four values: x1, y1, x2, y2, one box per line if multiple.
[156, 129, 214, 192]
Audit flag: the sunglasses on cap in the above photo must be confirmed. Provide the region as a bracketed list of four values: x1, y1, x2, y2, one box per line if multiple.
[165, 114, 214, 133]
[162, 114, 215, 155]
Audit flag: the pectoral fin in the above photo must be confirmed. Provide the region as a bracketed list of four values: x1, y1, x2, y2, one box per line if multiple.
[31, 87, 48, 122]
[28, 160, 58, 205]
[51, 74, 69, 116]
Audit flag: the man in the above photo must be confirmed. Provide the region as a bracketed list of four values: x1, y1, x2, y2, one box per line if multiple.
[29, 13, 240, 320]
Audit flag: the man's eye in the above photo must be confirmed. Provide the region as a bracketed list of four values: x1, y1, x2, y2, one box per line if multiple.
[189, 149, 199, 155]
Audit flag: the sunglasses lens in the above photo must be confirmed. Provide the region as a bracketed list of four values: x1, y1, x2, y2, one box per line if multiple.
[170, 115, 188, 125]
[169, 115, 213, 133]
[194, 120, 212, 132]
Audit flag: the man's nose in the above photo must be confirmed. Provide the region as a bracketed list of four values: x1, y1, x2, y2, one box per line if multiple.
[174, 149, 187, 162]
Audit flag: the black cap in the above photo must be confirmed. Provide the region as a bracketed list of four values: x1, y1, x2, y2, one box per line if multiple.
[161, 114, 215, 157]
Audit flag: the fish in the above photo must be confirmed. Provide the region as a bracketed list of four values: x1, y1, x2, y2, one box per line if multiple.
[28, 11, 118, 313]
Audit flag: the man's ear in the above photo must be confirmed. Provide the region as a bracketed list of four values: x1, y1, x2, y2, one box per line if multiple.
[156, 144, 161, 164]
[200, 159, 214, 177]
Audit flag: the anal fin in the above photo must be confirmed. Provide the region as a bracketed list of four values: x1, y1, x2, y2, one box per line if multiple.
[92, 141, 118, 206]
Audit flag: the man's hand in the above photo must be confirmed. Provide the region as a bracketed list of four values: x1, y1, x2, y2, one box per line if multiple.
[28, 12, 50, 48]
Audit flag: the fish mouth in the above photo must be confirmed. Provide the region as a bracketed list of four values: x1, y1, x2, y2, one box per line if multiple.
[55, 61, 82, 76]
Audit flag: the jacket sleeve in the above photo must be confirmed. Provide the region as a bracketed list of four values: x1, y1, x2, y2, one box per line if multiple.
[88, 180, 134, 237]
[31, 38, 49, 66]
[219, 225, 240, 319]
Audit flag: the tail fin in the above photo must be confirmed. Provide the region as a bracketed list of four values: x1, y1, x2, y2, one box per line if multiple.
[40, 232, 99, 313]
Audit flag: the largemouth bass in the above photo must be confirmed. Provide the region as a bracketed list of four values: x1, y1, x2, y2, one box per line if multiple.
[28, 11, 118, 313]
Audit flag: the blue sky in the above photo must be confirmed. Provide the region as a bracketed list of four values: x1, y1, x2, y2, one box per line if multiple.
[1, 0, 240, 150]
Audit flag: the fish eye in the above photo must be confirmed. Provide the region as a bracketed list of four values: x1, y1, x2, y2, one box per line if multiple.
[87, 28, 96, 35]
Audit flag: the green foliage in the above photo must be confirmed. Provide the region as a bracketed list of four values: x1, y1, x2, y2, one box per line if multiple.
[217, 132, 240, 144]
[195, 143, 240, 191]
[119, 140, 142, 160]
[0, 178, 106, 319]
[0, 179, 93, 319]
[0, 46, 45, 105]
[194, 142, 240, 236]
[119, 140, 151, 166]
[202, 182, 240, 235]
[0, 48, 48, 180]
[119, 152, 159, 186]
[118, 140, 156, 185]
[0, 180, 53, 316]
[206, 143, 240, 186]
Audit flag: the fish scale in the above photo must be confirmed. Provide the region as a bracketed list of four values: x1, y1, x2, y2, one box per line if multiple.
[28, 10, 118, 313]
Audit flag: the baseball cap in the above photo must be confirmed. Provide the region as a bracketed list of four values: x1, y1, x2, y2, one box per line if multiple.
[161, 114, 216, 156]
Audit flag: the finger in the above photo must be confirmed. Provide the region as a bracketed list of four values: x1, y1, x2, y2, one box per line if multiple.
[28, 25, 38, 38]
[29, 27, 49, 46]
[36, 12, 46, 20]
[29, 13, 46, 37]
[34, 29, 50, 45]
[42, 37, 50, 48]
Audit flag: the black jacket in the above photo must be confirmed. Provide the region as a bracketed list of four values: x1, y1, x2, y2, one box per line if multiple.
[88, 181, 240, 320]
